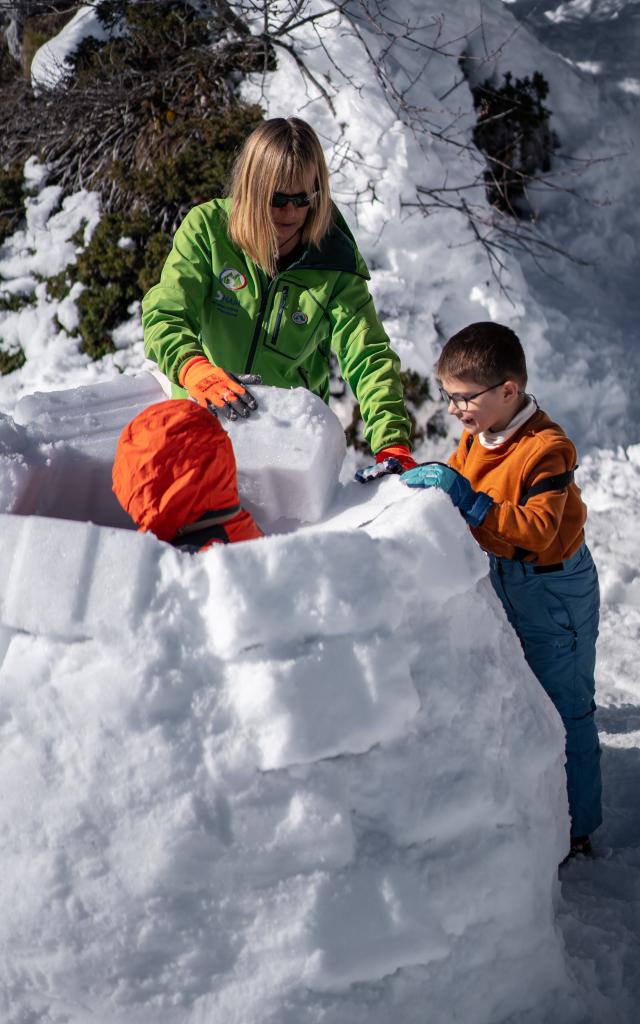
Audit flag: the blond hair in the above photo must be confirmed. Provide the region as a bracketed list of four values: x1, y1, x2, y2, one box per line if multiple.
[228, 117, 333, 276]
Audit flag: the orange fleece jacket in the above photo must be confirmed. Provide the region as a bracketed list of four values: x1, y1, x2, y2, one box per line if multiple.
[448, 408, 586, 565]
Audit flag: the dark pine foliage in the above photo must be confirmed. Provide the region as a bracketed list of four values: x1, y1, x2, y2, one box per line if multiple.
[472, 71, 559, 218]
[0, 0, 269, 362]
[344, 366, 446, 453]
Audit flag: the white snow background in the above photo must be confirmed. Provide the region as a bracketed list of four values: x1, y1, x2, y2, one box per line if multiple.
[0, 1, 639, 1021]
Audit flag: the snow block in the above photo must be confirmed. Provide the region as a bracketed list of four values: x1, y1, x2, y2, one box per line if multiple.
[202, 528, 400, 658]
[13, 372, 167, 528]
[301, 864, 451, 988]
[0, 513, 160, 639]
[223, 384, 346, 526]
[229, 634, 420, 768]
[12, 374, 345, 529]
[0, 411, 39, 513]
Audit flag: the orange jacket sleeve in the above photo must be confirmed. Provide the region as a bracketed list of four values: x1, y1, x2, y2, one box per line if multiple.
[472, 443, 575, 554]
[446, 423, 585, 562]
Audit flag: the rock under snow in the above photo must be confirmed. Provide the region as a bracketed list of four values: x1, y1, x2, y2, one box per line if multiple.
[30, 3, 112, 92]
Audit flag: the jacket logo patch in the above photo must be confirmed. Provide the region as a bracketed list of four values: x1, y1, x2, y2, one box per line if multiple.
[219, 267, 247, 291]
[292, 311, 308, 325]
[213, 289, 240, 316]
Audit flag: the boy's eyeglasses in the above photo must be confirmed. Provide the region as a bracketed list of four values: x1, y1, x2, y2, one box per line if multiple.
[438, 380, 506, 410]
[271, 190, 319, 209]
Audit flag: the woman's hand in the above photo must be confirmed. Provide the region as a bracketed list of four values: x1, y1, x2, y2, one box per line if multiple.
[354, 443, 416, 483]
[180, 356, 261, 420]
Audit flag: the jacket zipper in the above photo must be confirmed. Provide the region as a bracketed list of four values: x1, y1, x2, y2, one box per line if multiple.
[244, 271, 274, 374]
[270, 287, 288, 348]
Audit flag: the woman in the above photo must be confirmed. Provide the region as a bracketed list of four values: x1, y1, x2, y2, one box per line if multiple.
[141, 117, 415, 476]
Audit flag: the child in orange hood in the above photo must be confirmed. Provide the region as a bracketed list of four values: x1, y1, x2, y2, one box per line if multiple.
[402, 322, 601, 862]
[112, 399, 263, 551]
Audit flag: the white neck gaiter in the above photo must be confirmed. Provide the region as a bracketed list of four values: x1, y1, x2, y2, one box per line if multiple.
[478, 396, 538, 449]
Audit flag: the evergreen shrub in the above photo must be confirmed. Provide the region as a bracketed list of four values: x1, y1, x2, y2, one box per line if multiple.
[0, 0, 266, 361]
[0, 289, 35, 313]
[472, 71, 559, 217]
[345, 368, 446, 453]
[69, 212, 172, 359]
[0, 346, 26, 376]
[11, 0, 267, 234]
[0, 163, 24, 246]
[45, 270, 71, 302]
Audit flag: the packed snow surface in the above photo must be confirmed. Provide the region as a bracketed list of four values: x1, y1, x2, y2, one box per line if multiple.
[0, 379, 575, 1023]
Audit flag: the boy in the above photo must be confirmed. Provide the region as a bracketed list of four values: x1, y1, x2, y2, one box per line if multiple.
[402, 322, 602, 861]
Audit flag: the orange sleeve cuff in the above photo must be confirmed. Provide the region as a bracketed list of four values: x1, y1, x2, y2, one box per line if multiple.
[179, 355, 211, 387]
[375, 443, 410, 457]
[375, 444, 416, 469]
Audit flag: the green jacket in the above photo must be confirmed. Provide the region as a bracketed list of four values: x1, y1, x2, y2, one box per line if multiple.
[141, 198, 411, 454]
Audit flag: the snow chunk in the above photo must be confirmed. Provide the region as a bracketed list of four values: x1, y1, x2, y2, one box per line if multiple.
[230, 635, 420, 768]
[0, 515, 160, 639]
[0, 412, 42, 513]
[202, 528, 399, 657]
[13, 374, 345, 529]
[223, 384, 346, 526]
[14, 373, 167, 528]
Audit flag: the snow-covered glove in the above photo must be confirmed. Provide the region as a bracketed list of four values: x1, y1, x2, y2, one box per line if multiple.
[400, 462, 493, 527]
[355, 444, 416, 484]
[179, 356, 261, 420]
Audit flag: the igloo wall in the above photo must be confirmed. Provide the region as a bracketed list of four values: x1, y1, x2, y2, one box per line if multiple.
[8, 372, 346, 530]
[0, 374, 581, 1023]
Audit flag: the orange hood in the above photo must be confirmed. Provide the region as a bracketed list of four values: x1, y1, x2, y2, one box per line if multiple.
[112, 399, 259, 543]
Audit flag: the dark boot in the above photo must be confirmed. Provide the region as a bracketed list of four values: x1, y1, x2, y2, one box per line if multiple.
[560, 835, 592, 867]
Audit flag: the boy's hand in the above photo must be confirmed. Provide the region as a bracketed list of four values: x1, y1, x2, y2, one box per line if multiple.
[400, 462, 492, 527]
[180, 356, 261, 420]
[400, 462, 458, 490]
[354, 444, 415, 484]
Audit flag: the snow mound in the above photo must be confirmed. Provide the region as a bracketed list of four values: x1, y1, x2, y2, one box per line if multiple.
[0, 467, 577, 1023]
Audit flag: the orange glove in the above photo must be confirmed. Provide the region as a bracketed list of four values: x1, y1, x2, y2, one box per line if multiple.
[179, 356, 261, 420]
[375, 444, 416, 470]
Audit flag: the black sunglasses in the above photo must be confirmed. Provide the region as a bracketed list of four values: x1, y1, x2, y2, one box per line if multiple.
[271, 190, 319, 209]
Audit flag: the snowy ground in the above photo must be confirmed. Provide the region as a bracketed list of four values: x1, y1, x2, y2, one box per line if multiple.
[0, 0, 639, 1020]
[503, 3, 640, 1014]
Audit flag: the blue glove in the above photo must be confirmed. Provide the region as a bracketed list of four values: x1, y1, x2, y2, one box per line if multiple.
[355, 457, 404, 484]
[400, 462, 492, 527]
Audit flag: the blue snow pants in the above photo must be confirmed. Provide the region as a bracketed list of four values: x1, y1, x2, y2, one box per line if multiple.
[488, 543, 602, 838]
